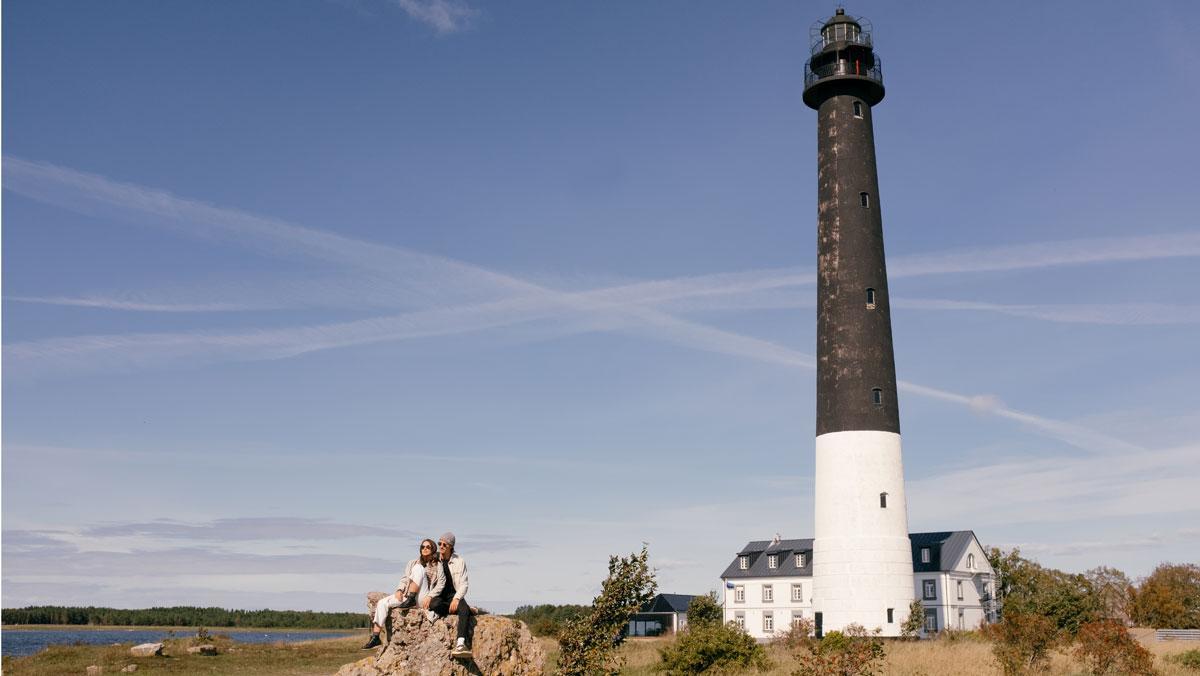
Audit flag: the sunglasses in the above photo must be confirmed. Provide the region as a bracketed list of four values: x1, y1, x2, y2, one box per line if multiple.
[421, 544, 433, 550]
[438, 542, 450, 548]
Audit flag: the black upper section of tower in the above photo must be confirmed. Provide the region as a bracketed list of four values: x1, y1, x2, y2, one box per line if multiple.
[803, 8, 884, 109]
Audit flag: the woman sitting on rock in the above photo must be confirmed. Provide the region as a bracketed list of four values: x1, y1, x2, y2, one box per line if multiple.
[362, 538, 444, 649]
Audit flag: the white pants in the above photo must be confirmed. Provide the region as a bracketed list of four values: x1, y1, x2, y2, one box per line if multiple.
[373, 564, 427, 627]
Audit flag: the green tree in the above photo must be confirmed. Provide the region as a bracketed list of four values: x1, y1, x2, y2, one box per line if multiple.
[987, 547, 1101, 634]
[1130, 563, 1200, 629]
[686, 592, 723, 628]
[900, 600, 924, 640]
[556, 545, 657, 676]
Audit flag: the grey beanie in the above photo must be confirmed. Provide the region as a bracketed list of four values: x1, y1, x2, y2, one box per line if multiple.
[440, 532, 456, 549]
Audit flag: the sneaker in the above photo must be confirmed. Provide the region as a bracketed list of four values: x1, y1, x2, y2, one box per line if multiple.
[397, 593, 417, 609]
[426, 610, 438, 623]
[361, 634, 382, 650]
[451, 639, 472, 659]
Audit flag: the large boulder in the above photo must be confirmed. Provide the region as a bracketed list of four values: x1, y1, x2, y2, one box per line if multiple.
[337, 593, 545, 676]
[129, 643, 163, 657]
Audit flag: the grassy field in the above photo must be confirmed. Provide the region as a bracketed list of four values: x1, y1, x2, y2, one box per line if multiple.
[5, 628, 1197, 674]
[1, 634, 368, 676]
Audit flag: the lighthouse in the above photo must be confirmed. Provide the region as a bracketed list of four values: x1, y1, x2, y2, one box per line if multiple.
[804, 9, 915, 637]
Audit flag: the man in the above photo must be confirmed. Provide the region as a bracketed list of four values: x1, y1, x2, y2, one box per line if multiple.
[423, 531, 473, 659]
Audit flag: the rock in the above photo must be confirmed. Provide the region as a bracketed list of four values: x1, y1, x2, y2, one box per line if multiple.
[129, 642, 163, 657]
[338, 593, 544, 675]
[187, 644, 218, 655]
[121, 665, 138, 673]
[86, 666, 103, 675]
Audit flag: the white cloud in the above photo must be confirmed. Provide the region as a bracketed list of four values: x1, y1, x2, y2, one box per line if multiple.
[392, 0, 477, 34]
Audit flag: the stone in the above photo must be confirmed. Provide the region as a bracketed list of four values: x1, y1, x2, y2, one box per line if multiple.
[86, 666, 103, 675]
[121, 665, 138, 673]
[338, 593, 544, 676]
[187, 644, 218, 655]
[129, 642, 163, 657]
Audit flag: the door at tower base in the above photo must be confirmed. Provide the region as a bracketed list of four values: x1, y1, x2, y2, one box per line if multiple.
[812, 430, 914, 637]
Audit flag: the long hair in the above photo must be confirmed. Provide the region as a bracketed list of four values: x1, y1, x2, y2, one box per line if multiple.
[419, 538, 439, 566]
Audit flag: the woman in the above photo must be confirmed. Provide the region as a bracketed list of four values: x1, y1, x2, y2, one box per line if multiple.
[362, 538, 444, 649]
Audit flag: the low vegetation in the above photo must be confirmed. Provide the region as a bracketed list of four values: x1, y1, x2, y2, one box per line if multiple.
[655, 593, 769, 674]
[556, 544, 657, 675]
[2, 605, 368, 629]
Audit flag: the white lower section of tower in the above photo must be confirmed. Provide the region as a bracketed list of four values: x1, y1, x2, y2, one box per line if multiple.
[812, 430, 914, 637]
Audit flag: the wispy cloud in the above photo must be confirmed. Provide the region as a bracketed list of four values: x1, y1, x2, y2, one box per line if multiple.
[2, 158, 1162, 455]
[392, 0, 477, 34]
[80, 518, 420, 542]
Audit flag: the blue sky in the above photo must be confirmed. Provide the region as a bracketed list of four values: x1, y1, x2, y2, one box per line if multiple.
[3, 0, 1198, 614]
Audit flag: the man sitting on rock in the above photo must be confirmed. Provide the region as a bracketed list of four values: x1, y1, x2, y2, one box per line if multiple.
[423, 531, 473, 659]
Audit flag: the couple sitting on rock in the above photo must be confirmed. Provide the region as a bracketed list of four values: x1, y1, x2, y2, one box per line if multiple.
[362, 531, 474, 658]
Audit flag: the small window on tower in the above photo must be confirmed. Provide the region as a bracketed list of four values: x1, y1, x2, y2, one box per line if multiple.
[853, 101, 863, 118]
[866, 288, 877, 309]
[887, 608, 894, 623]
[880, 492, 888, 508]
[860, 192, 870, 208]
[872, 388, 883, 406]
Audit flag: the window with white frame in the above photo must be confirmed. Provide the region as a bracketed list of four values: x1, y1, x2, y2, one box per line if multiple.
[792, 583, 804, 602]
[768, 554, 778, 569]
[763, 613, 774, 633]
[921, 547, 931, 564]
[923, 579, 937, 600]
[739, 555, 749, 570]
[792, 612, 805, 629]
[968, 553, 975, 569]
[763, 585, 774, 603]
[735, 612, 745, 629]
[957, 580, 964, 600]
[734, 585, 745, 603]
[795, 552, 806, 568]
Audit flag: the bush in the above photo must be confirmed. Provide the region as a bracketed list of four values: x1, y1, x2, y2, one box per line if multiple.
[1168, 648, 1200, 670]
[791, 624, 886, 676]
[984, 612, 1060, 676]
[656, 619, 770, 674]
[686, 592, 724, 628]
[1072, 620, 1156, 675]
[772, 618, 815, 652]
[556, 545, 657, 676]
[987, 547, 1101, 635]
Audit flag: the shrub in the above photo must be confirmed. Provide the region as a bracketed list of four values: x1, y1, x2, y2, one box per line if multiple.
[686, 592, 724, 628]
[987, 547, 1101, 635]
[984, 612, 1059, 676]
[656, 619, 770, 674]
[556, 545, 657, 676]
[791, 624, 886, 676]
[772, 617, 815, 652]
[1072, 620, 1156, 675]
[1168, 648, 1200, 670]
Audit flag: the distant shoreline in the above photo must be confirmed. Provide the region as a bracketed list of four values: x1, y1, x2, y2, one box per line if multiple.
[2, 624, 359, 633]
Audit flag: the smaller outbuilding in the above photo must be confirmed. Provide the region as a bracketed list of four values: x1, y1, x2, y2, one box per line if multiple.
[626, 593, 699, 637]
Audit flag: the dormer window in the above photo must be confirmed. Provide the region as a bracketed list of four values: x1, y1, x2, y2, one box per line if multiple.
[768, 554, 778, 569]
[739, 555, 749, 570]
[795, 552, 806, 568]
[920, 547, 931, 564]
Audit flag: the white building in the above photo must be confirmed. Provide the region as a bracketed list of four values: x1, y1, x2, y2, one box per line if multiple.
[720, 531, 996, 639]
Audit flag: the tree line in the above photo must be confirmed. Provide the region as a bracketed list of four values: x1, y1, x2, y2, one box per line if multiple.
[988, 550, 1200, 630]
[1, 605, 370, 629]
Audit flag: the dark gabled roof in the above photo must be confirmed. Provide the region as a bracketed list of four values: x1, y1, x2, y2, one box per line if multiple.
[721, 538, 814, 579]
[720, 532, 981, 578]
[641, 593, 697, 613]
[910, 531, 976, 573]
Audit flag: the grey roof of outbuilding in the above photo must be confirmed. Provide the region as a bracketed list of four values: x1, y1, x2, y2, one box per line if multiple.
[720, 532, 980, 579]
[720, 538, 814, 579]
[640, 593, 698, 613]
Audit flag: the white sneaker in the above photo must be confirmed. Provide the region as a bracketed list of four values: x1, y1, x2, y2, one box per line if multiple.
[426, 610, 438, 622]
[452, 638, 472, 659]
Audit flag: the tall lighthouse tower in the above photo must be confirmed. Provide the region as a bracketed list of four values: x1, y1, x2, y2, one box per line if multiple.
[803, 9, 914, 637]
